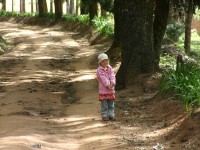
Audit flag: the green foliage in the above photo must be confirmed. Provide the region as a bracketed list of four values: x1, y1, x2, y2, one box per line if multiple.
[178, 30, 200, 64]
[62, 14, 89, 25]
[160, 64, 200, 112]
[166, 22, 184, 42]
[0, 10, 34, 17]
[92, 16, 114, 36]
[62, 14, 114, 36]
[62, 14, 77, 22]
[76, 15, 89, 25]
[194, 8, 200, 20]
[159, 55, 176, 69]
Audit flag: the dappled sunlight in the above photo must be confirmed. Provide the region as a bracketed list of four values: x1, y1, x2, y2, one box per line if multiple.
[47, 31, 65, 36]
[68, 122, 105, 132]
[0, 135, 80, 150]
[3, 30, 39, 38]
[0, 21, 121, 150]
[82, 134, 116, 143]
[53, 116, 95, 122]
[74, 50, 96, 58]
[62, 39, 80, 47]
[70, 69, 96, 82]
[139, 118, 186, 140]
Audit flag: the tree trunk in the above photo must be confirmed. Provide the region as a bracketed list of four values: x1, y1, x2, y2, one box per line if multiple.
[106, 0, 122, 60]
[31, 0, 34, 13]
[50, 0, 53, 13]
[12, 0, 14, 12]
[116, 0, 154, 89]
[36, 0, 38, 12]
[89, 2, 98, 24]
[69, 0, 73, 14]
[20, 0, 25, 12]
[153, 0, 170, 70]
[66, 0, 70, 14]
[2, 0, 6, 10]
[76, 0, 81, 15]
[54, 0, 63, 20]
[184, 0, 193, 55]
[38, 0, 45, 17]
[43, 0, 48, 13]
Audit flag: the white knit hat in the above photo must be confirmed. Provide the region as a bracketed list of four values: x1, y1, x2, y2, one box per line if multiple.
[98, 53, 109, 63]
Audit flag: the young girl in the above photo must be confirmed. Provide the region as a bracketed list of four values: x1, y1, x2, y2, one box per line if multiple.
[96, 53, 116, 121]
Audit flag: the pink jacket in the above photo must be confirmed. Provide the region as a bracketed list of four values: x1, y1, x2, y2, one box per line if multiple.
[96, 65, 116, 94]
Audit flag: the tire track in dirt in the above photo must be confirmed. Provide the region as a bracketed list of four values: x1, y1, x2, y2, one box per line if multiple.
[0, 22, 124, 149]
[0, 22, 79, 149]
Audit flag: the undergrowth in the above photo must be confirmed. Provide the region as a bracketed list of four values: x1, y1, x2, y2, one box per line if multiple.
[160, 62, 200, 113]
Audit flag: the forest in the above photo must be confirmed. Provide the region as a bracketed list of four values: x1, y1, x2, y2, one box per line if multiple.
[0, 0, 200, 150]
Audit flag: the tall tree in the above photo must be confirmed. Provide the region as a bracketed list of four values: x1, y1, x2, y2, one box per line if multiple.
[116, 0, 154, 89]
[12, 0, 14, 12]
[89, 1, 98, 24]
[54, 0, 63, 20]
[66, 0, 70, 14]
[31, 0, 34, 13]
[184, 0, 194, 54]
[43, 0, 48, 13]
[106, 0, 122, 59]
[36, 0, 38, 12]
[50, 0, 53, 13]
[76, 0, 81, 15]
[153, 0, 170, 70]
[38, 0, 45, 17]
[2, 0, 6, 10]
[20, 0, 25, 12]
[69, 0, 75, 14]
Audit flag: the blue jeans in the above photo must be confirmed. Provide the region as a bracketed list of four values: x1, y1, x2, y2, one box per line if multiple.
[101, 100, 115, 118]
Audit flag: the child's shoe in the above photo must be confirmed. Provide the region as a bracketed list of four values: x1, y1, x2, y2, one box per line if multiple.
[109, 117, 116, 121]
[102, 117, 109, 121]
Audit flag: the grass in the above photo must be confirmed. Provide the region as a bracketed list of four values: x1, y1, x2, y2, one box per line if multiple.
[178, 30, 200, 64]
[160, 63, 200, 113]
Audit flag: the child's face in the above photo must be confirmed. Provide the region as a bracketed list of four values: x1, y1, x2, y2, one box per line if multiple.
[100, 59, 109, 68]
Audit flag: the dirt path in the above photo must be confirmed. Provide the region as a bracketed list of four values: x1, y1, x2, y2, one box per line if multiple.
[0, 22, 124, 150]
[1, 21, 200, 150]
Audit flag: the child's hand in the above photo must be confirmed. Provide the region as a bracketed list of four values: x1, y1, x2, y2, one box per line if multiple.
[107, 85, 113, 90]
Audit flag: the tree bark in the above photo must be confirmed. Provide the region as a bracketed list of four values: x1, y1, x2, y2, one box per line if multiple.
[69, 0, 75, 14]
[116, 0, 154, 89]
[38, 0, 45, 17]
[31, 0, 33, 13]
[76, 0, 81, 15]
[2, 0, 6, 10]
[43, 0, 48, 13]
[54, 0, 63, 20]
[184, 0, 193, 55]
[20, 0, 25, 12]
[153, 0, 170, 70]
[106, 0, 122, 59]
[36, 0, 38, 12]
[89, 2, 98, 24]
[66, 0, 70, 14]
[50, 0, 53, 13]
[12, 0, 14, 12]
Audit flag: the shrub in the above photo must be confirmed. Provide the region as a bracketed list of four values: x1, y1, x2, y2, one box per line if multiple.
[160, 63, 200, 113]
[166, 22, 184, 42]
[92, 16, 114, 36]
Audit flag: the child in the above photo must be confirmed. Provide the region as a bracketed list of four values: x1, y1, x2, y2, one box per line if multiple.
[96, 53, 116, 121]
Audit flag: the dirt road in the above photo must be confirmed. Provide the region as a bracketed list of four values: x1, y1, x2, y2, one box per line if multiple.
[0, 22, 123, 150]
[1, 20, 200, 150]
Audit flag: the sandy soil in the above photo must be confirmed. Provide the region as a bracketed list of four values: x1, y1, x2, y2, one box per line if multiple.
[0, 19, 200, 150]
